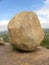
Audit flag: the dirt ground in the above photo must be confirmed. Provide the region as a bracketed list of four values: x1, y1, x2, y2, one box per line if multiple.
[0, 43, 49, 65]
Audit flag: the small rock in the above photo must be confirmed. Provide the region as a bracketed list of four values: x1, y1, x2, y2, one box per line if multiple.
[0, 38, 4, 45]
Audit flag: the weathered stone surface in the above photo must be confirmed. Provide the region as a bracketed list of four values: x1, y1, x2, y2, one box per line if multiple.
[0, 38, 4, 45]
[8, 11, 45, 51]
[0, 44, 49, 65]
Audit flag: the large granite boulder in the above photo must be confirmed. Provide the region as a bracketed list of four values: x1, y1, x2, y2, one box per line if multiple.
[8, 11, 45, 51]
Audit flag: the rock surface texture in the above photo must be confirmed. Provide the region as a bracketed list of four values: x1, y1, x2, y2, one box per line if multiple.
[0, 44, 49, 65]
[8, 11, 45, 51]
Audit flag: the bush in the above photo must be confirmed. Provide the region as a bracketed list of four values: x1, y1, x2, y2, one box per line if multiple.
[0, 31, 9, 42]
[40, 29, 49, 49]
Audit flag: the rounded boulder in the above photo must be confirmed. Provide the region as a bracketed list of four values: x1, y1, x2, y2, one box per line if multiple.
[8, 11, 45, 51]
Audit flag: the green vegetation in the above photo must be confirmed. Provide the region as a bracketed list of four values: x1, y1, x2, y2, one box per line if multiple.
[40, 29, 49, 49]
[0, 29, 49, 49]
[0, 31, 9, 42]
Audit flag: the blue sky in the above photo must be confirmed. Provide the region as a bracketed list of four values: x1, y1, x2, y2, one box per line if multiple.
[0, 0, 49, 31]
[0, 0, 44, 20]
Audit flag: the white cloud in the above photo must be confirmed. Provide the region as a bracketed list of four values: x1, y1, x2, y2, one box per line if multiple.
[38, 16, 46, 23]
[36, 0, 49, 15]
[44, 0, 49, 5]
[0, 0, 49, 31]
[0, 20, 9, 31]
[38, 15, 49, 28]
[34, 0, 49, 28]
[41, 23, 49, 28]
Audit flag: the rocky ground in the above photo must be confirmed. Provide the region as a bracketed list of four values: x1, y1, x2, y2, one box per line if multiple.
[0, 43, 49, 65]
